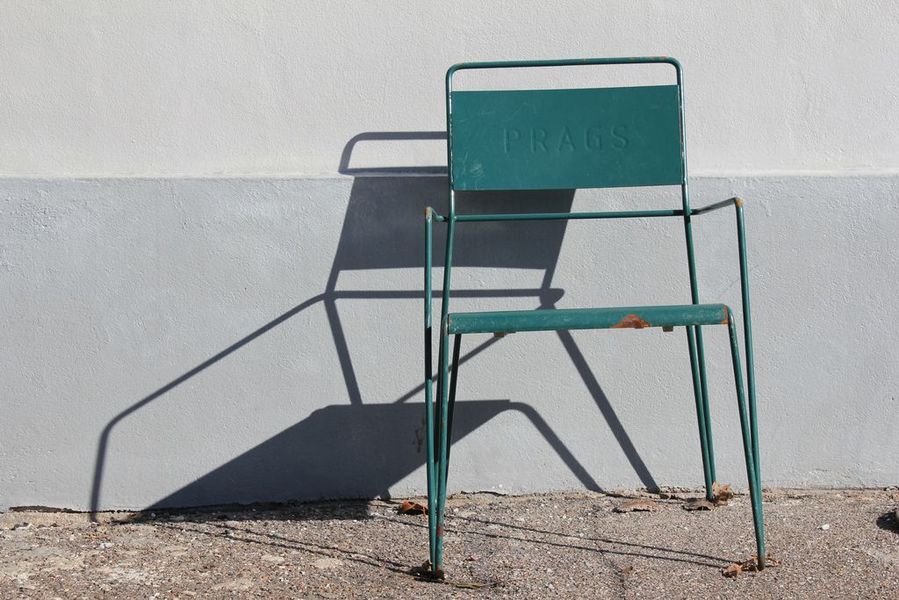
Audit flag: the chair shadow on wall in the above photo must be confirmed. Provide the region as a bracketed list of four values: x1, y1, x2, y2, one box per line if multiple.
[89, 131, 659, 521]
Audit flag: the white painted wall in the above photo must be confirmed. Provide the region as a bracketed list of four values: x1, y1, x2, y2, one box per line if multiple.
[1, 1, 898, 177]
[2, 2, 898, 511]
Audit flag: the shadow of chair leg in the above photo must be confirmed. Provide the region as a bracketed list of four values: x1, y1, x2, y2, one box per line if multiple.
[555, 330, 660, 492]
[89, 293, 328, 519]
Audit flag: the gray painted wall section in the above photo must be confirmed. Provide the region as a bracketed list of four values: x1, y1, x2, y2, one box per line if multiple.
[2, 175, 897, 511]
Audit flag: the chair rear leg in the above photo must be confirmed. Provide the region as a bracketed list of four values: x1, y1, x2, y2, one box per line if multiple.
[445, 334, 462, 472]
[695, 328, 717, 484]
[727, 312, 766, 567]
[687, 326, 715, 500]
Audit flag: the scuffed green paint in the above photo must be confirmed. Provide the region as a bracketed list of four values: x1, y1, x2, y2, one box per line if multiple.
[447, 303, 728, 335]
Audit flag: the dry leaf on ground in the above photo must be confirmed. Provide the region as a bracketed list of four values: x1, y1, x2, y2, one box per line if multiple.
[712, 482, 734, 504]
[682, 498, 716, 511]
[722, 555, 780, 577]
[613, 499, 660, 513]
[684, 482, 734, 511]
[398, 500, 428, 515]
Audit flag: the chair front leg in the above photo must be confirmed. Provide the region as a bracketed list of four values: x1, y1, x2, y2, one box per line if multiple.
[423, 208, 438, 570]
[727, 309, 766, 567]
[735, 201, 761, 490]
[431, 322, 452, 578]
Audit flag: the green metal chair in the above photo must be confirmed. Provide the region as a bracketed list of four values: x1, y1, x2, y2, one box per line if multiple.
[422, 57, 765, 577]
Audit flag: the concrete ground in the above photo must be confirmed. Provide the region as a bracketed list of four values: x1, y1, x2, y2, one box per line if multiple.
[1, 489, 897, 599]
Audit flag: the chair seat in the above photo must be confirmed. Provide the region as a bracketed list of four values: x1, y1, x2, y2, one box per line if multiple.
[446, 303, 729, 335]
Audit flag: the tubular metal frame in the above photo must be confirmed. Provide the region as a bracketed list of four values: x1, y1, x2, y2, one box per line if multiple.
[422, 57, 765, 578]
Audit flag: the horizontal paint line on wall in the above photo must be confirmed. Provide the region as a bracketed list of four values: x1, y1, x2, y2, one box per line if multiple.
[1, 170, 899, 181]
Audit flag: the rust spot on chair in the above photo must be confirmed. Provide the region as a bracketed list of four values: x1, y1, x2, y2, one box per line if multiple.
[612, 314, 651, 329]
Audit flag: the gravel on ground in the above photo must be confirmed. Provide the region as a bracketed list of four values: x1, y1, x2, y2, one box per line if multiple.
[1, 488, 898, 598]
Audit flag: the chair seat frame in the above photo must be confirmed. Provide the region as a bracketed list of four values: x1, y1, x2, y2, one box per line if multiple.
[422, 57, 765, 578]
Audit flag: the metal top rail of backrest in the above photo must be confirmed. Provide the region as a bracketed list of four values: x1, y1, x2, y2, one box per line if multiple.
[443, 57, 691, 223]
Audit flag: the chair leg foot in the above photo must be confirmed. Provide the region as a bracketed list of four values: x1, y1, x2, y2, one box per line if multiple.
[414, 560, 445, 580]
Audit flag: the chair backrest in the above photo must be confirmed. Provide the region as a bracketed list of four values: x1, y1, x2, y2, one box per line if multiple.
[447, 58, 685, 193]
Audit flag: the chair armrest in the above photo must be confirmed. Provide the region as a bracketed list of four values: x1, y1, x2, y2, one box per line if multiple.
[691, 196, 744, 216]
